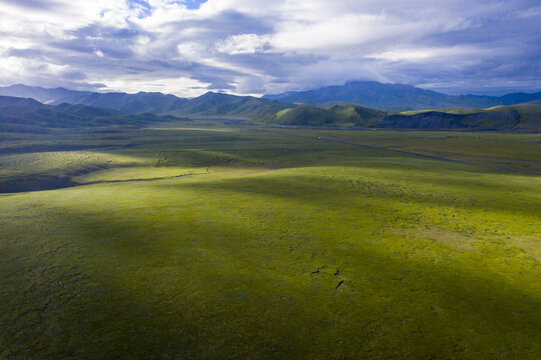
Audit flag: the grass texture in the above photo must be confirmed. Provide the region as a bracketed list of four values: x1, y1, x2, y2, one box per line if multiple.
[1, 123, 541, 359]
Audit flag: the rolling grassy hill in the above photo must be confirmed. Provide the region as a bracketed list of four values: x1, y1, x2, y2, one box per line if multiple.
[266, 101, 541, 131]
[387, 101, 541, 131]
[269, 104, 387, 126]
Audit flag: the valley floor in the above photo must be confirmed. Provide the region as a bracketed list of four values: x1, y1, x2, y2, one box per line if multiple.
[1, 123, 541, 359]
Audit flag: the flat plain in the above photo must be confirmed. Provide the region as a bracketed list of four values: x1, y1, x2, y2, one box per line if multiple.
[1, 122, 541, 359]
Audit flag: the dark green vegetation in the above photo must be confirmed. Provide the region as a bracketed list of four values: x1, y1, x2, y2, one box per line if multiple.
[1, 119, 541, 359]
[264, 80, 541, 111]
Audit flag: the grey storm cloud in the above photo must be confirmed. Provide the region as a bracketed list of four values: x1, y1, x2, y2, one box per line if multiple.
[0, 0, 540, 97]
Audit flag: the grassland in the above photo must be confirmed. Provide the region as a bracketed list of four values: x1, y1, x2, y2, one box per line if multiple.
[1, 123, 541, 359]
[296, 129, 541, 172]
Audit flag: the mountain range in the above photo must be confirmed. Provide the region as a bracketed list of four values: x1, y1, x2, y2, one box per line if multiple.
[0, 84, 289, 119]
[3, 82, 541, 116]
[1, 82, 541, 131]
[264, 81, 541, 111]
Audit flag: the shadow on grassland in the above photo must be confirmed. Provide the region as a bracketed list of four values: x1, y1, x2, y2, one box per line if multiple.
[3, 203, 541, 359]
[0, 174, 76, 193]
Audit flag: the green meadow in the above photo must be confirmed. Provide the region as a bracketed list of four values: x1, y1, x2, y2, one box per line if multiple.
[1, 123, 541, 359]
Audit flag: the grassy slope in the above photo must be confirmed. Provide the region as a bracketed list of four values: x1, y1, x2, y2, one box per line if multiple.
[267, 101, 541, 131]
[269, 104, 387, 126]
[1, 124, 541, 359]
[271, 106, 341, 125]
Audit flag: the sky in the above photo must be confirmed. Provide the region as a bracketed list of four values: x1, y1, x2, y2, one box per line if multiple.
[0, 0, 540, 97]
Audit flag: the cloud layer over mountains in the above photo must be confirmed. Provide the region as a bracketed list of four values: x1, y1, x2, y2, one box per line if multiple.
[1, 0, 540, 96]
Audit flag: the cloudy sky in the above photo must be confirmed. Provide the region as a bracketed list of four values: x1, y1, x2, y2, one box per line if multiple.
[0, 0, 540, 97]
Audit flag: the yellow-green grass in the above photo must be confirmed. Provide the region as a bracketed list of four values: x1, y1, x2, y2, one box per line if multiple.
[1, 124, 541, 359]
[299, 129, 541, 172]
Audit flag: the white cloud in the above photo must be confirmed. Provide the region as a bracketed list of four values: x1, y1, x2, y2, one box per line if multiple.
[216, 34, 271, 55]
[0, 0, 539, 96]
[367, 46, 486, 62]
[176, 42, 208, 61]
[512, 6, 541, 19]
[0, 55, 86, 87]
[93, 75, 211, 97]
[269, 13, 407, 53]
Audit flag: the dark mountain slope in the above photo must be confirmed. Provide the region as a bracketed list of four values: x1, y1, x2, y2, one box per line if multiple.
[0, 96, 44, 108]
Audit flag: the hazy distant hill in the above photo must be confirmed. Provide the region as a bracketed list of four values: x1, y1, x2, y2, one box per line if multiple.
[57, 92, 190, 114]
[0, 96, 179, 133]
[0, 84, 84, 104]
[264, 81, 541, 111]
[0, 85, 189, 114]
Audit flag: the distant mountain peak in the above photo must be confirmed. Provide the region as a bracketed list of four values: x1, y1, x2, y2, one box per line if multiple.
[263, 81, 541, 111]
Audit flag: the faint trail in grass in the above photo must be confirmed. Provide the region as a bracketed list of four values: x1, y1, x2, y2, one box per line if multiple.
[76, 172, 208, 186]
